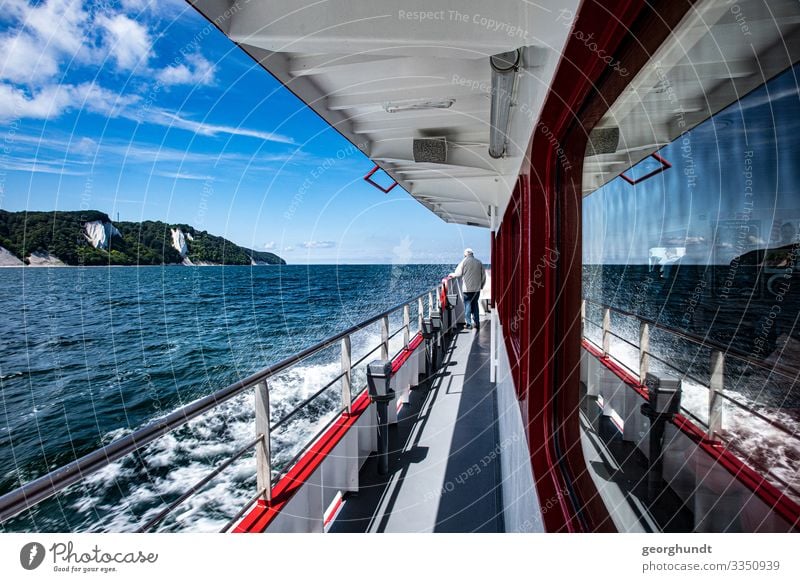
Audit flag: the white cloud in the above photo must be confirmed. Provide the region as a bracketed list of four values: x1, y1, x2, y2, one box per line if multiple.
[97, 13, 152, 72]
[120, 0, 187, 15]
[0, 82, 139, 120]
[0, 33, 60, 84]
[0, 2, 292, 149]
[0, 156, 86, 175]
[155, 171, 212, 180]
[157, 53, 216, 87]
[263, 241, 276, 250]
[283, 246, 294, 252]
[146, 110, 296, 143]
[0, 83, 76, 119]
[0, 0, 91, 85]
[302, 241, 336, 249]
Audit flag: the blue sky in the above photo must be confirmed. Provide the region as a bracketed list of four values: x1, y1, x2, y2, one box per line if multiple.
[0, 0, 488, 264]
[583, 63, 800, 265]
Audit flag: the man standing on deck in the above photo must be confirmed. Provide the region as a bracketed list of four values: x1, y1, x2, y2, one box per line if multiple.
[449, 248, 486, 331]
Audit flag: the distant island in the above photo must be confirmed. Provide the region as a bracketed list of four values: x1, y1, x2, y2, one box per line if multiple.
[0, 210, 285, 267]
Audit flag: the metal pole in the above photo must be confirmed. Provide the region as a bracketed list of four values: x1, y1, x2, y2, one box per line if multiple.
[254, 381, 272, 502]
[709, 350, 724, 440]
[381, 315, 389, 361]
[341, 336, 352, 414]
[639, 321, 650, 384]
[403, 304, 410, 347]
[418, 297, 424, 333]
[428, 291, 434, 318]
[602, 307, 611, 356]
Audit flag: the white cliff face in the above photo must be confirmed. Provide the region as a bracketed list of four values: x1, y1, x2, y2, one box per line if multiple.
[0, 246, 23, 266]
[171, 228, 189, 257]
[27, 251, 66, 266]
[84, 220, 121, 250]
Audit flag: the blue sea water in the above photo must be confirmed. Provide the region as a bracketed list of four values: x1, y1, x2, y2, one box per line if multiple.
[0, 264, 449, 532]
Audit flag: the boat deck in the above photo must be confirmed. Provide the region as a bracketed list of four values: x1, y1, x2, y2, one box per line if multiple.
[329, 322, 504, 533]
[580, 385, 694, 532]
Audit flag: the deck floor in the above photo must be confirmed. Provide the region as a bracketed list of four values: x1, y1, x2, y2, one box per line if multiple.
[329, 322, 504, 533]
[580, 386, 694, 532]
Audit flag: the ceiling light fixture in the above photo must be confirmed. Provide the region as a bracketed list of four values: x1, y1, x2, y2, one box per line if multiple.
[488, 49, 521, 159]
[383, 98, 455, 113]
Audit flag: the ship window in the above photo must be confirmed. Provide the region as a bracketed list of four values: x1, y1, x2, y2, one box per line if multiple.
[580, 0, 800, 509]
[582, 56, 800, 504]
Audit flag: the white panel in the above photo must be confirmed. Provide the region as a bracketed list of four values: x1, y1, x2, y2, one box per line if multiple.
[496, 326, 544, 532]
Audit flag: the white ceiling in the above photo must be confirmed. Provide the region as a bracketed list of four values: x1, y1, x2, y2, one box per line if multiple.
[189, 0, 581, 228]
[189, 0, 800, 223]
[583, 0, 800, 195]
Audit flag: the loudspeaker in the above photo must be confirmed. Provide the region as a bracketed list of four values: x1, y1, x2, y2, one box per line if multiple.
[586, 127, 619, 156]
[413, 138, 447, 163]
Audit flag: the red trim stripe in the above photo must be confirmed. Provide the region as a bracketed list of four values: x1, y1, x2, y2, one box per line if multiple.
[234, 392, 371, 533]
[582, 339, 800, 530]
[234, 332, 425, 533]
[391, 332, 423, 373]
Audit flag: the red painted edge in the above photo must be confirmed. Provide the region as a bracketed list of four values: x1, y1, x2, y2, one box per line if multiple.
[620, 152, 673, 185]
[583, 341, 649, 399]
[364, 164, 398, 194]
[234, 392, 371, 533]
[391, 332, 423, 373]
[323, 494, 344, 528]
[235, 332, 424, 533]
[582, 339, 800, 529]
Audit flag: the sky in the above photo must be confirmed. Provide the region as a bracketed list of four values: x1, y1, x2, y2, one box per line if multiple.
[0, 0, 489, 264]
[583, 63, 800, 265]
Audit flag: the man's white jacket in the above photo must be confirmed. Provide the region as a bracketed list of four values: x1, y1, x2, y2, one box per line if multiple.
[450, 255, 486, 293]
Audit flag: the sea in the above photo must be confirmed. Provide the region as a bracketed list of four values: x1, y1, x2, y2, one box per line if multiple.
[584, 264, 800, 502]
[0, 264, 449, 532]
[1, 263, 797, 532]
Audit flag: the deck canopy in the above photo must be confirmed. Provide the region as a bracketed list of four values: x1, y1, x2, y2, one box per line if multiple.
[582, 0, 800, 195]
[190, 0, 581, 227]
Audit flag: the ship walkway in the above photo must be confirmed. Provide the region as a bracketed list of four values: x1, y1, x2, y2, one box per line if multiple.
[329, 321, 504, 533]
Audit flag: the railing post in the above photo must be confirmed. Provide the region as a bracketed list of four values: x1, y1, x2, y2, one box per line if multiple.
[381, 315, 389, 360]
[639, 321, 650, 384]
[602, 307, 611, 356]
[418, 297, 424, 333]
[428, 291, 434, 317]
[709, 350, 725, 440]
[580, 299, 586, 339]
[254, 381, 272, 502]
[341, 336, 352, 414]
[403, 303, 410, 347]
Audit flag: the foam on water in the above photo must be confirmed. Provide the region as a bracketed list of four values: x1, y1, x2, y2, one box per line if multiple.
[0, 264, 446, 532]
[601, 302, 800, 505]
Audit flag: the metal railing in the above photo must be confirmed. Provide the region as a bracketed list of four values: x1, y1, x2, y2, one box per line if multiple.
[581, 298, 800, 445]
[0, 284, 447, 531]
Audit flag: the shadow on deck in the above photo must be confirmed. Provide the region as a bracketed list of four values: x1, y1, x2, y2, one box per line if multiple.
[329, 323, 504, 533]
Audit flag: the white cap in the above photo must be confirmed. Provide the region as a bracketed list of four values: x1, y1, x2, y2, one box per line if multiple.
[464, 248, 474, 256]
